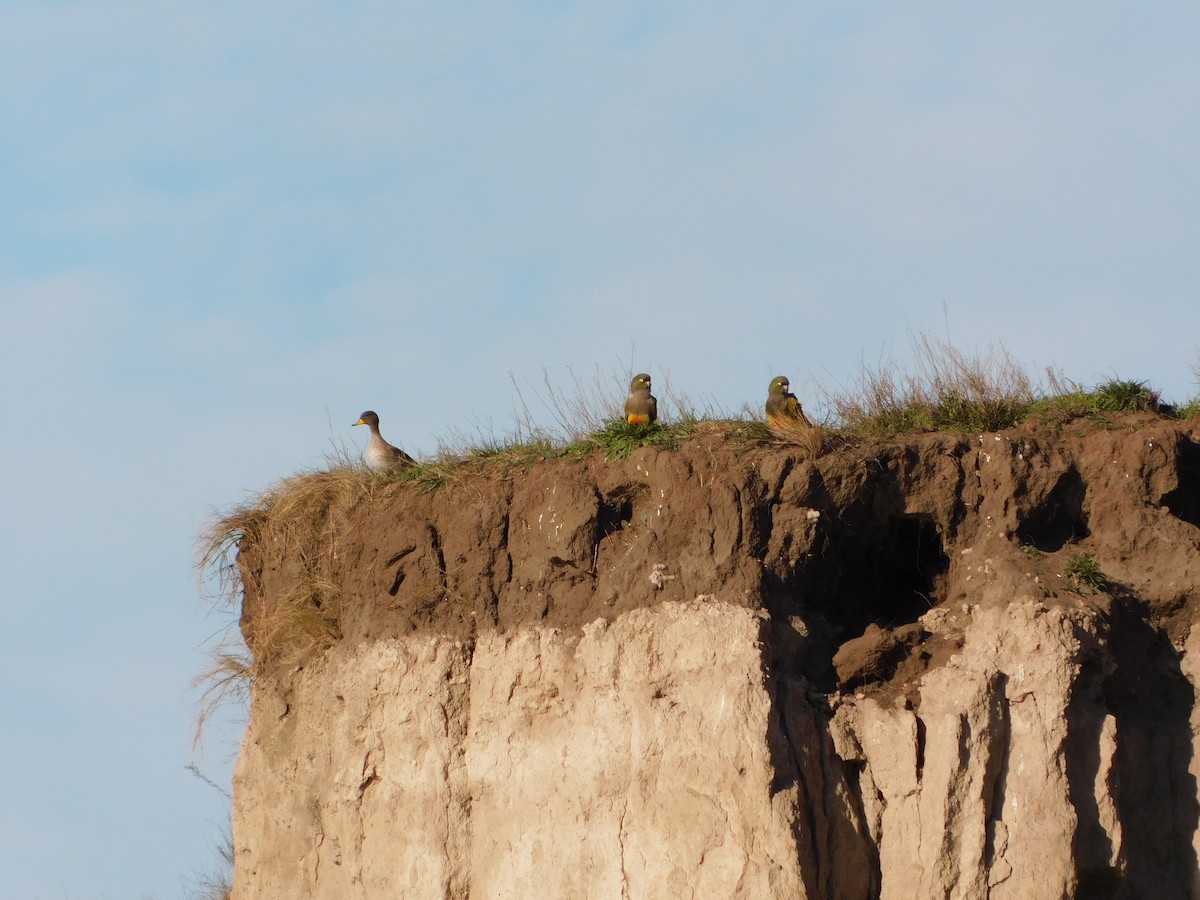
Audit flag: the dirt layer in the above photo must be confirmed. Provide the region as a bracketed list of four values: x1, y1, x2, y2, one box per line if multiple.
[237, 413, 1200, 693]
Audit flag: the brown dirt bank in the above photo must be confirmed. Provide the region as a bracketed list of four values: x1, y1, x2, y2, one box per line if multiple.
[222, 412, 1200, 899]
[231, 413, 1200, 697]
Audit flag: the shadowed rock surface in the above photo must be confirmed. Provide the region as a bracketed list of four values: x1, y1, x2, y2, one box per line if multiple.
[227, 414, 1200, 899]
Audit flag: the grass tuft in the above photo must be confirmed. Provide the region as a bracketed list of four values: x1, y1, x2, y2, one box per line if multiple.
[1093, 378, 1158, 413]
[196, 467, 380, 688]
[184, 766, 234, 900]
[568, 418, 700, 461]
[186, 830, 233, 900]
[1063, 552, 1106, 593]
[827, 332, 1036, 436]
[826, 330, 1182, 436]
[191, 651, 253, 748]
[1030, 372, 1168, 424]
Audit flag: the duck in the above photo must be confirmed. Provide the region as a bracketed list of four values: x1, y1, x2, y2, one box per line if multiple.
[352, 410, 416, 474]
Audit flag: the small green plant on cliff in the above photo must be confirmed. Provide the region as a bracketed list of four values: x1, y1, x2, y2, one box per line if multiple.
[1094, 378, 1157, 412]
[1063, 552, 1106, 593]
[1188, 352, 1200, 417]
[570, 417, 700, 461]
[1031, 371, 1169, 424]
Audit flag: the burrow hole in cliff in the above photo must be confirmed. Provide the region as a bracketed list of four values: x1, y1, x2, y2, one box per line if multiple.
[1015, 465, 1089, 552]
[804, 513, 950, 640]
[595, 487, 638, 556]
[1162, 438, 1200, 529]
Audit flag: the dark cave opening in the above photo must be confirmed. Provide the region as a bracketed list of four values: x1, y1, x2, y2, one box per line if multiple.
[596, 491, 635, 545]
[800, 512, 950, 642]
[1016, 465, 1089, 552]
[1161, 438, 1200, 530]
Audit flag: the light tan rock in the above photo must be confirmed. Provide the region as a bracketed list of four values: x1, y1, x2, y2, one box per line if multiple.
[232, 601, 811, 900]
[830, 600, 1117, 900]
[233, 592, 1200, 900]
[467, 602, 807, 899]
[231, 637, 473, 900]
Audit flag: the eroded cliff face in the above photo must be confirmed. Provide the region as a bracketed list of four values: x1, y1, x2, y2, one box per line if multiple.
[229, 415, 1200, 899]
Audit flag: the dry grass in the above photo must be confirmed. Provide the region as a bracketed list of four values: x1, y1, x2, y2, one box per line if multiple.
[196, 467, 384, 704]
[827, 332, 1037, 436]
[191, 650, 252, 747]
[509, 365, 732, 441]
[183, 765, 233, 900]
[509, 366, 625, 441]
[824, 332, 1193, 436]
[186, 829, 234, 900]
[766, 419, 830, 456]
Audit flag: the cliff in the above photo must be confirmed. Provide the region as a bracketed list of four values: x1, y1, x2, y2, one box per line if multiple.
[222, 414, 1200, 899]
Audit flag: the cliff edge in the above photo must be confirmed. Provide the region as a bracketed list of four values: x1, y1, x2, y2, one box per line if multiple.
[222, 415, 1200, 899]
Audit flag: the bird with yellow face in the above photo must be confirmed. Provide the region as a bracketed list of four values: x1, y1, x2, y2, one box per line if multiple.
[765, 376, 813, 429]
[624, 373, 658, 426]
[352, 410, 416, 474]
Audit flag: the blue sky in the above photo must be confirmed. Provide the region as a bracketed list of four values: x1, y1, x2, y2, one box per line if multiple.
[2, 3, 1198, 897]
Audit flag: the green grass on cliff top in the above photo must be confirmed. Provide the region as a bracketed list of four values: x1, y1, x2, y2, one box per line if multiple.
[209, 335, 1200, 515]
[398, 337, 1197, 473]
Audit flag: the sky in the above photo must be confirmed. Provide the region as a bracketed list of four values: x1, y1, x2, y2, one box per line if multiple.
[1, 3, 1198, 897]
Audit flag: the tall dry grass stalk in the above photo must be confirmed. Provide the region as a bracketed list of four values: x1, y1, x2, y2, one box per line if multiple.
[191, 650, 252, 747]
[510, 367, 624, 441]
[185, 825, 234, 900]
[767, 419, 829, 457]
[827, 332, 1038, 435]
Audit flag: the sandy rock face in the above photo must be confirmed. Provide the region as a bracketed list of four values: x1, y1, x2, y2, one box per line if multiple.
[466, 602, 806, 899]
[232, 638, 473, 898]
[227, 417, 1200, 899]
[232, 594, 1198, 899]
[233, 601, 809, 899]
[832, 601, 1115, 900]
